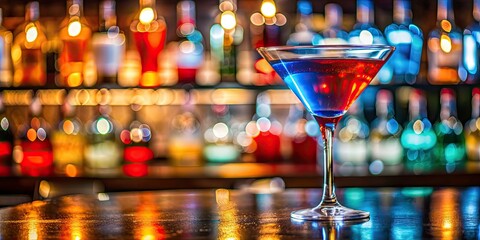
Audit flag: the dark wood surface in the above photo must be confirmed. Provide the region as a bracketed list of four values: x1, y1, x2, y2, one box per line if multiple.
[0, 187, 478, 239]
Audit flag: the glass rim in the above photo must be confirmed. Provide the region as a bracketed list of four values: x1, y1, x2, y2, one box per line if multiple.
[257, 44, 396, 52]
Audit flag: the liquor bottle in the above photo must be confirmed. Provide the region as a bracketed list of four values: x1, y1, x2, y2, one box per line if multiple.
[0, 9, 13, 87]
[203, 104, 240, 163]
[11, 1, 47, 87]
[246, 92, 282, 163]
[286, 0, 320, 46]
[434, 89, 465, 163]
[51, 100, 85, 172]
[120, 106, 153, 164]
[465, 88, 480, 161]
[167, 92, 203, 166]
[462, 0, 480, 84]
[333, 98, 369, 166]
[427, 0, 462, 84]
[57, 0, 92, 87]
[283, 104, 319, 164]
[349, 0, 393, 84]
[130, 0, 167, 87]
[84, 105, 122, 169]
[250, 0, 286, 85]
[92, 0, 126, 85]
[384, 0, 424, 84]
[176, 1, 204, 84]
[370, 90, 403, 166]
[17, 97, 53, 169]
[0, 95, 13, 166]
[400, 89, 437, 164]
[320, 3, 348, 45]
[208, 0, 244, 82]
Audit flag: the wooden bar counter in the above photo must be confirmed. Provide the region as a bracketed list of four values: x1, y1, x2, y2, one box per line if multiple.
[0, 187, 478, 239]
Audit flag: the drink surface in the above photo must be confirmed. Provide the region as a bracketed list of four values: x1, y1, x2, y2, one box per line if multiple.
[270, 58, 384, 118]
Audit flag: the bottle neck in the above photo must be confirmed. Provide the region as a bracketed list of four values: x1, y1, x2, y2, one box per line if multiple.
[140, 0, 156, 9]
[437, 0, 454, 22]
[394, 0, 412, 24]
[357, 0, 374, 24]
[376, 92, 395, 119]
[177, 0, 196, 38]
[409, 92, 428, 120]
[67, 0, 83, 18]
[0, 8, 3, 26]
[296, 0, 313, 29]
[25, 2, 40, 22]
[99, 0, 117, 30]
[325, 3, 342, 28]
[472, 91, 480, 119]
[440, 93, 457, 120]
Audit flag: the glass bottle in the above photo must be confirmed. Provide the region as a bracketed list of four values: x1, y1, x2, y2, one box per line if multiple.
[370, 89, 403, 166]
[0, 95, 13, 166]
[427, 0, 462, 84]
[434, 88, 465, 164]
[176, 1, 204, 84]
[203, 104, 240, 163]
[400, 89, 437, 166]
[283, 104, 320, 164]
[250, 0, 286, 85]
[57, 0, 92, 87]
[246, 92, 282, 163]
[465, 88, 480, 161]
[286, 0, 320, 46]
[0, 8, 13, 87]
[384, 0, 424, 84]
[17, 97, 53, 169]
[334, 98, 370, 166]
[84, 105, 122, 169]
[208, 0, 243, 82]
[120, 105, 153, 164]
[130, 0, 167, 87]
[167, 92, 203, 166]
[51, 100, 85, 173]
[11, 1, 47, 87]
[92, 0, 126, 85]
[320, 3, 348, 45]
[349, 0, 393, 84]
[462, 0, 480, 84]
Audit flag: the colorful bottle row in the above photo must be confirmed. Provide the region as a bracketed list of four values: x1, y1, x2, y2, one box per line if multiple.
[2, 0, 480, 87]
[0, 87, 479, 176]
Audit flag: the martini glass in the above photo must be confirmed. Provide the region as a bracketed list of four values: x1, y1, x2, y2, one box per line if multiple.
[257, 45, 394, 221]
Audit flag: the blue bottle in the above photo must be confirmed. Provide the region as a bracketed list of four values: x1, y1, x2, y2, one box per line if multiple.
[320, 3, 348, 45]
[287, 0, 320, 46]
[462, 0, 480, 83]
[384, 0, 423, 84]
[349, 0, 393, 84]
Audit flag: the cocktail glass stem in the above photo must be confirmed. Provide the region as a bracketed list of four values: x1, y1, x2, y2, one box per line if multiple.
[319, 122, 337, 206]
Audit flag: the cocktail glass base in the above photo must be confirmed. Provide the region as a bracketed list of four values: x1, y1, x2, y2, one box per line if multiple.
[291, 202, 370, 221]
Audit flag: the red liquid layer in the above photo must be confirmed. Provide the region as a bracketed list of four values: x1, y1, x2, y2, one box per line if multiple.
[270, 58, 384, 119]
